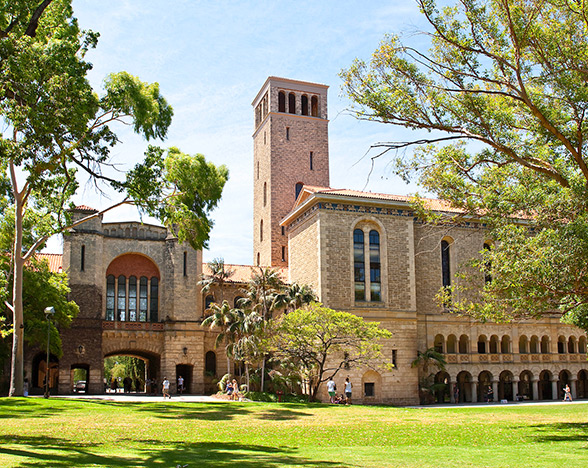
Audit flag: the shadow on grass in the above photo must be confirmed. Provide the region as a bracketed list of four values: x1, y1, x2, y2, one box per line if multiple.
[0, 398, 67, 420]
[0, 435, 347, 467]
[529, 422, 588, 444]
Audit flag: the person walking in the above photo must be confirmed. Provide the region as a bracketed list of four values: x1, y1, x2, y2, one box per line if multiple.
[162, 377, 171, 399]
[344, 377, 353, 405]
[327, 377, 336, 403]
[563, 384, 572, 402]
[177, 375, 184, 395]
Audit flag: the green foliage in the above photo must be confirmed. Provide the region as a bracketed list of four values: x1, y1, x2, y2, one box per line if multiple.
[342, 0, 588, 331]
[104, 356, 145, 386]
[269, 303, 392, 401]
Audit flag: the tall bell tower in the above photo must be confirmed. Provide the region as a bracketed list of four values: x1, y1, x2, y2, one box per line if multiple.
[252, 77, 330, 267]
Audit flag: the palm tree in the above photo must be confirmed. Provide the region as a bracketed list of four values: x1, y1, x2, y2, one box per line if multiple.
[201, 300, 236, 376]
[284, 283, 317, 312]
[411, 347, 447, 404]
[199, 258, 235, 308]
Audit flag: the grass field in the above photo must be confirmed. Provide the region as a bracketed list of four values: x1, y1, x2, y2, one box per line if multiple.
[0, 398, 586, 467]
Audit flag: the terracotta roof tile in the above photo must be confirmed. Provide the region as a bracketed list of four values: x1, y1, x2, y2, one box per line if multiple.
[36, 253, 63, 273]
[202, 263, 288, 284]
[74, 205, 97, 212]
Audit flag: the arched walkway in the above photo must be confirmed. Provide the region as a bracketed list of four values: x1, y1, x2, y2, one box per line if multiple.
[31, 352, 59, 395]
[478, 371, 494, 402]
[518, 370, 534, 400]
[499, 370, 514, 401]
[578, 370, 588, 399]
[104, 349, 161, 395]
[539, 370, 553, 400]
[434, 371, 451, 403]
[456, 371, 472, 403]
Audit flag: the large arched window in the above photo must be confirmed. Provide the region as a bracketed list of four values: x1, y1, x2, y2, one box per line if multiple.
[106, 254, 160, 323]
[441, 240, 451, 288]
[278, 91, 286, 112]
[288, 93, 296, 114]
[483, 242, 492, 283]
[205, 351, 217, 376]
[519, 335, 528, 354]
[353, 229, 365, 301]
[369, 230, 381, 301]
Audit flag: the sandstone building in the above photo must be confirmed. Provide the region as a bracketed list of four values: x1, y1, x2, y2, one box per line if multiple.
[22, 77, 588, 405]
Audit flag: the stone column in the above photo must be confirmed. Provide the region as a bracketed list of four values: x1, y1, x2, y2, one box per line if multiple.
[551, 379, 559, 401]
[532, 378, 539, 401]
[449, 378, 455, 404]
[512, 377, 520, 402]
[492, 380, 498, 402]
[471, 381, 478, 403]
[570, 378, 578, 400]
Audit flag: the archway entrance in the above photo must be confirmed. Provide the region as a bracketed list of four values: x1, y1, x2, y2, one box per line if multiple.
[518, 371, 533, 400]
[32, 352, 59, 395]
[539, 370, 552, 400]
[456, 371, 472, 402]
[558, 370, 571, 401]
[71, 364, 89, 393]
[578, 370, 588, 399]
[499, 370, 513, 401]
[176, 364, 193, 394]
[104, 351, 160, 394]
[434, 371, 450, 403]
[477, 371, 493, 402]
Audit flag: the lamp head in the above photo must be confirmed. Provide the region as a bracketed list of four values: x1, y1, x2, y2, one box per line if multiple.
[44, 306, 55, 317]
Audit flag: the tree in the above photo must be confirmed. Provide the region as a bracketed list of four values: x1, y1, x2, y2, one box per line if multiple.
[341, 0, 588, 330]
[411, 347, 447, 404]
[269, 303, 392, 401]
[1, 2, 228, 396]
[199, 258, 235, 306]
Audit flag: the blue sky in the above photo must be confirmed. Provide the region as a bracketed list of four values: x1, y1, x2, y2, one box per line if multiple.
[60, 0, 428, 264]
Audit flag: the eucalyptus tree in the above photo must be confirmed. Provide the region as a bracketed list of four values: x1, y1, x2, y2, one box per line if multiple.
[1, 1, 228, 395]
[342, 0, 588, 330]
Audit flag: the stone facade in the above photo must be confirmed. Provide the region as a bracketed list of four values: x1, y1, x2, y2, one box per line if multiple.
[21, 76, 588, 405]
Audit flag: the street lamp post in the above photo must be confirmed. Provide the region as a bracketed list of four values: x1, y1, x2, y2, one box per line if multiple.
[44, 306, 55, 398]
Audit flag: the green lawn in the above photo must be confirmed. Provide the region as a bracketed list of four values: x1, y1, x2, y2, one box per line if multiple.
[0, 398, 586, 467]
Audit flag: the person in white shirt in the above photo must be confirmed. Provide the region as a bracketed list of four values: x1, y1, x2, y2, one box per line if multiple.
[177, 375, 184, 395]
[344, 377, 353, 405]
[162, 377, 171, 399]
[327, 377, 336, 403]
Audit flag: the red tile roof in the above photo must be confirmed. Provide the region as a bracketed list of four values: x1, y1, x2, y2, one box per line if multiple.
[74, 205, 97, 212]
[36, 253, 63, 273]
[202, 263, 288, 284]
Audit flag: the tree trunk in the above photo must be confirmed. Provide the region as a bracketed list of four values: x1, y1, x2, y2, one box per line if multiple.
[260, 356, 265, 393]
[9, 183, 25, 397]
[245, 362, 250, 392]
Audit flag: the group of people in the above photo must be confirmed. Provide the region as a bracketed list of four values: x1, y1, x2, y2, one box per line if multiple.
[326, 377, 353, 405]
[160, 375, 185, 399]
[225, 379, 242, 401]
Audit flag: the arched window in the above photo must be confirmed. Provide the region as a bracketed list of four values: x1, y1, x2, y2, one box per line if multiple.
[568, 336, 576, 353]
[447, 335, 457, 354]
[353, 229, 365, 301]
[263, 182, 267, 207]
[530, 336, 539, 354]
[483, 242, 492, 283]
[519, 335, 528, 354]
[311, 96, 318, 117]
[477, 335, 487, 354]
[558, 336, 566, 354]
[579, 336, 587, 353]
[106, 275, 115, 321]
[278, 91, 286, 112]
[369, 230, 381, 301]
[117, 275, 126, 321]
[441, 240, 451, 288]
[205, 351, 217, 376]
[139, 277, 148, 321]
[541, 335, 549, 353]
[501, 335, 510, 354]
[295, 182, 304, 200]
[204, 295, 215, 310]
[150, 277, 159, 322]
[128, 276, 137, 321]
[434, 334, 444, 353]
[288, 93, 296, 113]
[256, 252, 260, 266]
[301, 95, 309, 115]
[260, 220, 263, 242]
[490, 335, 499, 354]
[459, 334, 468, 354]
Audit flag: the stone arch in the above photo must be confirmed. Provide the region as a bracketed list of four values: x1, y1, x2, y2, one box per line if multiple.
[434, 370, 451, 403]
[103, 348, 162, 391]
[477, 370, 494, 402]
[106, 253, 160, 280]
[278, 91, 286, 112]
[456, 371, 472, 403]
[301, 94, 309, 115]
[361, 370, 382, 400]
[519, 370, 534, 400]
[434, 334, 444, 353]
[31, 352, 59, 394]
[459, 334, 469, 354]
[501, 335, 511, 354]
[530, 335, 539, 354]
[446, 334, 457, 354]
[489, 335, 499, 354]
[558, 369, 572, 400]
[539, 370, 553, 400]
[499, 370, 514, 401]
[477, 335, 487, 354]
[568, 336, 576, 354]
[519, 335, 528, 354]
[578, 369, 588, 398]
[311, 95, 319, 117]
[579, 336, 587, 354]
[288, 92, 296, 114]
[540, 335, 550, 354]
[557, 335, 566, 354]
